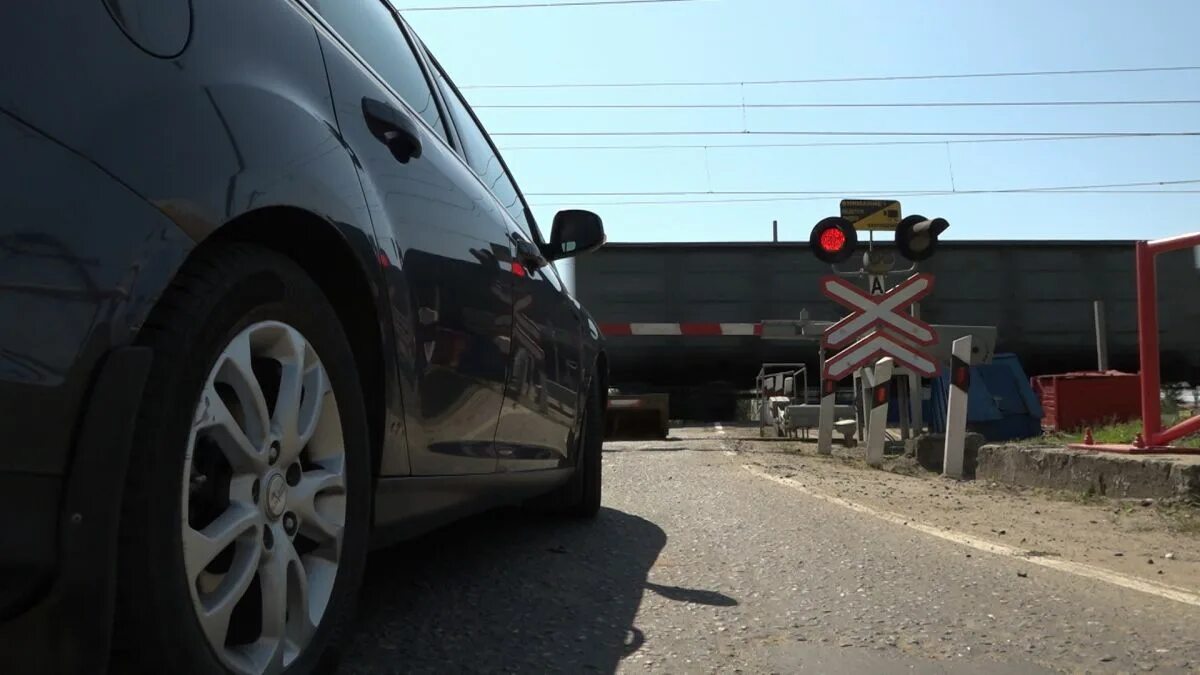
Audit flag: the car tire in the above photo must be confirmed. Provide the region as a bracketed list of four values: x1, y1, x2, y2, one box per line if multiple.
[115, 243, 371, 674]
[532, 377, 603, 518]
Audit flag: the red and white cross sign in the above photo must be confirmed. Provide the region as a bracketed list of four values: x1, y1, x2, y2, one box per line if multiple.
[823, 329, 939, 380]
[820, 273, 936, 348]
[820, 273, 939, 380]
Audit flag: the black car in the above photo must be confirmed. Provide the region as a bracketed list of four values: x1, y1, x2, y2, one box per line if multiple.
[0, 1, 609, 672]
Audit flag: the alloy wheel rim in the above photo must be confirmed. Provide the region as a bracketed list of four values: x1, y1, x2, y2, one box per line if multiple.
[182, 321, 346, 674]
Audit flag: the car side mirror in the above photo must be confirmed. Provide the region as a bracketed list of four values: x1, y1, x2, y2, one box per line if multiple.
[546, 210, 606, 261]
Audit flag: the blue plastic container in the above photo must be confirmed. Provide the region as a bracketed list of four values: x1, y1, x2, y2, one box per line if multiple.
[920, 353, 1043, 441]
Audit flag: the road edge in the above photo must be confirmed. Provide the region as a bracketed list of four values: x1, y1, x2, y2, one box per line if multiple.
[742, 464, 1200, 609]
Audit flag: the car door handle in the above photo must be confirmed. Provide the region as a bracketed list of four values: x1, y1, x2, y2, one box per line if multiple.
[362, 97, 422, 163]
[513, 238, 547, 270]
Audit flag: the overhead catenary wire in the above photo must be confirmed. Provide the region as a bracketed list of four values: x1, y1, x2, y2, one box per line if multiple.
[500, 134, 1200, 152]
[528, 189, 1200, 207]
[524, 178, 1200, 198]
[395, 0, 703, 10]
[491, 129, 1200, 138]
[460, 65, 1200, 89]
[475, 99, 1200, 110]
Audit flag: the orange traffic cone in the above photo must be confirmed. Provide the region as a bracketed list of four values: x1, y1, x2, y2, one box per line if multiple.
[1083, 428, 1094, 446]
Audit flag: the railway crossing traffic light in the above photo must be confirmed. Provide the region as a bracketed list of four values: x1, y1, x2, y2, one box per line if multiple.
[809, 216, 858, 264]
[807, 201, 950, 265]
[895, 215, 949, 262]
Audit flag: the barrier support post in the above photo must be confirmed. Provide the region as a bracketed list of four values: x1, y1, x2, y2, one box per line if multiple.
[1136, 240, 1162, 444]
[1135, 233, 1200, 447]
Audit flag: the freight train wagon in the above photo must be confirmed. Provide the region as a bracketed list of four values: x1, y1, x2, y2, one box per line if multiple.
[573, 240, 1200, 420]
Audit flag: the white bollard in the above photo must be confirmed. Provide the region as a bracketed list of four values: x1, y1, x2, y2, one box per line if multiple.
[943, 336, 973, 478]
[866, 357, 894, 467]
[817, 378, 835, 455]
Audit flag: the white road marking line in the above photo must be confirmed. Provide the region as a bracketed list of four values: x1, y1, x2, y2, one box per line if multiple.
[742, 464, 1200, 609]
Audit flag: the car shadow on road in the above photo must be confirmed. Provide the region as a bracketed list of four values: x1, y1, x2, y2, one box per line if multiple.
[341, 507, 668, 674]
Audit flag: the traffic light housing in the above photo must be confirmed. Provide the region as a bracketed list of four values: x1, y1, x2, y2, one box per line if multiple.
[895, 215, 949, 262]
[809, 217, 858, 264]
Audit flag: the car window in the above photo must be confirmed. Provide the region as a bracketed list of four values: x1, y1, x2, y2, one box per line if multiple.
[311, 0, 446, 141]
[428, 63, 536, 239]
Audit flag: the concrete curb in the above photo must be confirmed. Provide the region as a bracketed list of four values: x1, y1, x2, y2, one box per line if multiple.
[976, 444, 1200, 500]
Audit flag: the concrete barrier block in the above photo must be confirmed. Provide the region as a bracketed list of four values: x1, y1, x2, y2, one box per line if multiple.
[909, 433, 986, 475]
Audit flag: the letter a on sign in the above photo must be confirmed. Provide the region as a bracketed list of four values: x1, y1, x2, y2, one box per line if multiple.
[868, 275, 886, 296]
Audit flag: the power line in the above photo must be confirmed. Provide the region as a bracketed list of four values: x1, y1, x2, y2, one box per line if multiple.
[396, 0, 702, 10]
[529, 189, 1200, 207]
[501, 134, 1177, 151]
[476, 99, 1200, 110]
[492, 129, 1200, 138]
[461, 65, 1200, 89]
[525, 178, 1200, 198]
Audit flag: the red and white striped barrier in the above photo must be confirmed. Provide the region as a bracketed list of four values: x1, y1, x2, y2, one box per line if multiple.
[599, 322, 763, 337]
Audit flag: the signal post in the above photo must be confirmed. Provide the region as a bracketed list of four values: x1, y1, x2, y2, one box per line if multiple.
[809, 201, 950, 463]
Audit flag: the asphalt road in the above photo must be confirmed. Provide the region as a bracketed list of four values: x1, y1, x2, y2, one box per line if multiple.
[341, 442, 1200, 674]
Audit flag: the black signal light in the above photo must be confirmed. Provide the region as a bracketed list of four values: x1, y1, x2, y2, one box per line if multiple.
[809, 216, 858, 264]
[896, 215, 949, 262]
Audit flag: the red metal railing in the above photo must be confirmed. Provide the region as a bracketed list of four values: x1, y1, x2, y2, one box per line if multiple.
[1136, 232, 1200, 447]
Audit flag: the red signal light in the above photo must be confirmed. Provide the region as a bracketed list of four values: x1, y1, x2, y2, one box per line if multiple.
[809, 217, 857, 264]
[819, 228, 846, 253]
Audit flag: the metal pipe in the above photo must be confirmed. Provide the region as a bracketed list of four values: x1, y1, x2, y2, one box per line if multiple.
[1155, 412, 1200, 446]
[1094, 300, 1109, 371]
[1135, 241, 1162, 443]
[1145, 232, 1200, 255]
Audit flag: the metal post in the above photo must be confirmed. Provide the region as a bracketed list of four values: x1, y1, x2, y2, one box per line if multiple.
[1136, 241, 1162, 444]
[1094, 300, 1109, 371]
[866, 358, 894, 467]
[856, 368, 869, 442]
[943, 336, 973, 478]
[909, 373, 923, 435]
[817, 378, 835, 455]
[909, 301, 924, 436]
[772, 220, 778, 243]
[898, 373, 911, 440]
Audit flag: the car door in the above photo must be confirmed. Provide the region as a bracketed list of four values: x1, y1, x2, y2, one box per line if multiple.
[309, 0, 513, 475]
[426, 60, 585, 472]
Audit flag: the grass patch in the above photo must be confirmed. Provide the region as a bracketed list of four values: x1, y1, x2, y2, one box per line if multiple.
[1005, 418, 1200, 449]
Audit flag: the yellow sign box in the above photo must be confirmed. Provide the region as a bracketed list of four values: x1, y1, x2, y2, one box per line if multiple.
[840, 199, 902, 231]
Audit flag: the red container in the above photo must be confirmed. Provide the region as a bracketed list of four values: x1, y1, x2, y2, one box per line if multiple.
[1033, 371, 1141, 432]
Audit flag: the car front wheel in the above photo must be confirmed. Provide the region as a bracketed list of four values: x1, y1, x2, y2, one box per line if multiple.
[116, 244, 370, 674]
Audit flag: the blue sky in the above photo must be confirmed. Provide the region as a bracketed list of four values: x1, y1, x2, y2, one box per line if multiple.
[399, 0, 1200, 242]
